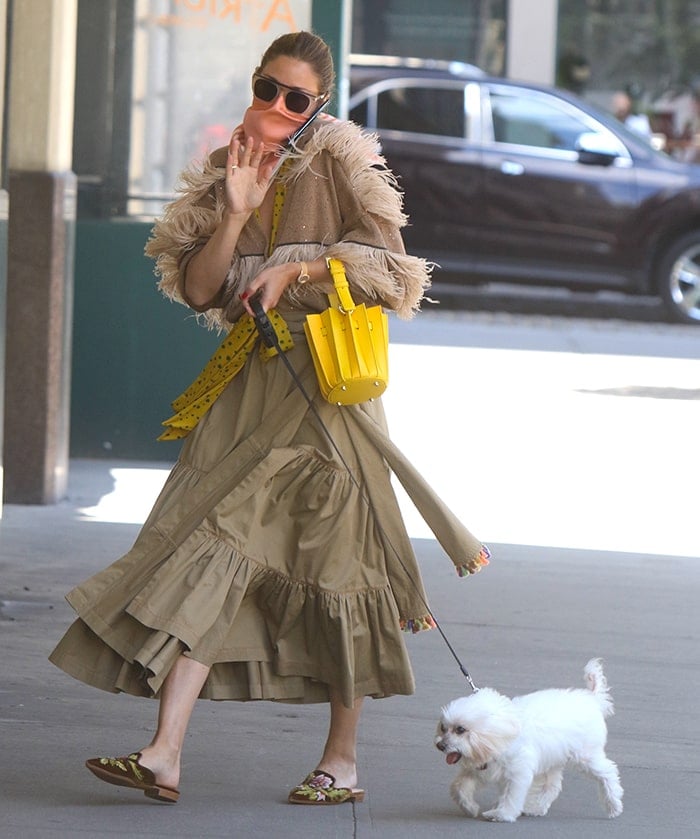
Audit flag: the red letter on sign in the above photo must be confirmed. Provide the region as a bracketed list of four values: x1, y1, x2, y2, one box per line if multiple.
[260, 0, 297, 32]
[219, 0, 241, 20]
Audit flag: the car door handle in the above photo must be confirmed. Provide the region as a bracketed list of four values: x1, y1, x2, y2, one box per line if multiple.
[500, 160, 525, 176]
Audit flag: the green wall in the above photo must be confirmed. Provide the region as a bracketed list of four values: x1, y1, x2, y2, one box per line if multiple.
[70, 220, 219, 461]
[312, 0, 347, 114]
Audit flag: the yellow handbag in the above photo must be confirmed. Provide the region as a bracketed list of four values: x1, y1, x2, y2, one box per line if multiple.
[304, 258, 389, 405]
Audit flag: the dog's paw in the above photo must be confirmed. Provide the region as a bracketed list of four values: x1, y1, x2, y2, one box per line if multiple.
[450, 780, 479, 817]
[451, 792, 479, 818]
[482, 807, 518, 823]
[456, 802, 480, 818]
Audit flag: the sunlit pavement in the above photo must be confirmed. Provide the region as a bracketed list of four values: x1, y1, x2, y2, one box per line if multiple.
[386, 312, 700, 560]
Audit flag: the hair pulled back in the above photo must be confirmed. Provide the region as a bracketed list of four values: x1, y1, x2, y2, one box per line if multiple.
[257, 31, 335, 96]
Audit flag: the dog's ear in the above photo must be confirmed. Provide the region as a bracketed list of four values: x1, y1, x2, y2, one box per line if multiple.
[468, 729, 498, 764]
[468, 715, 521, 763]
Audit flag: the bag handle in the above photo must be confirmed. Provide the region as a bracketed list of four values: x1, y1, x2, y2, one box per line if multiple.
[326, 257, 356, 313]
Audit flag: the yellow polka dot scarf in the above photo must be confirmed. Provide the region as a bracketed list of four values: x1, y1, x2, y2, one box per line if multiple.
[158, 309, 294, 441]
[159, 162, 293, 442]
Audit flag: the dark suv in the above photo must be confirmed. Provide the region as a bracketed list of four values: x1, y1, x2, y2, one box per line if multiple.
[349, 56, 700, 324]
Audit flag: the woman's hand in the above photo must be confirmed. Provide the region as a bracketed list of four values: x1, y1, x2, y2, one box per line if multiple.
[240, 262, 299, 316]
[225, 130, 278, 215]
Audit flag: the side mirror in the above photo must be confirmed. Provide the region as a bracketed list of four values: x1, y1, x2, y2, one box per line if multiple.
[576, 132, 620, 166]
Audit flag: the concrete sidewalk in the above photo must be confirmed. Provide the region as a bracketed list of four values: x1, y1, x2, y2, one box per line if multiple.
[1, 458, 697, 838]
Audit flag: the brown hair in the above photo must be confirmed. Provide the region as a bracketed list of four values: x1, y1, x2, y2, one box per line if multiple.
[257, 31, 335, 96]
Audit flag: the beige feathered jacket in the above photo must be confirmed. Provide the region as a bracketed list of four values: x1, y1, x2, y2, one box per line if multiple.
[145, 118, 432, 330]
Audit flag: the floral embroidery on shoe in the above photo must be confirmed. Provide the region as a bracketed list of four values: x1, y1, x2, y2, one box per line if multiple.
[98, 753, 145, 781]
[288, 770, 362, 804]
[85, 751, 180, 803]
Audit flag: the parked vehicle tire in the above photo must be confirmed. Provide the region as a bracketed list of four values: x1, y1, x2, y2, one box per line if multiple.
[657, 231, 700, 324]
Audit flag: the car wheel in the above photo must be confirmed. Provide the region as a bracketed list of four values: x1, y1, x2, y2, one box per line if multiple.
[657, 232, 700, 324]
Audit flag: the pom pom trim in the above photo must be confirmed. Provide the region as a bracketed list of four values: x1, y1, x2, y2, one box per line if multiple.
[456, 545, 491, 577]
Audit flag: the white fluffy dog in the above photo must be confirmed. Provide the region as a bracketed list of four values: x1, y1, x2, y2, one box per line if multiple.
[435, 659, 623, 822]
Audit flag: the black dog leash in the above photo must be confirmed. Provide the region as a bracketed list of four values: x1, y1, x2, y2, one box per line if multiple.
[250, 294, 479, 692]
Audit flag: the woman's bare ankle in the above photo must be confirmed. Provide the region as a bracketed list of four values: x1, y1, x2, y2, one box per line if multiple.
[317, 758, 358, 790]
[138, 745, 181, 788]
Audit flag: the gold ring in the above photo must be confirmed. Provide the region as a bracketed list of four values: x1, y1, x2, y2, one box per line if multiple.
[231, 165, 238, 171]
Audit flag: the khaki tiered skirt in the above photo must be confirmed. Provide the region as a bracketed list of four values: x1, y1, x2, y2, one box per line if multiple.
[50, 309, 486, 708]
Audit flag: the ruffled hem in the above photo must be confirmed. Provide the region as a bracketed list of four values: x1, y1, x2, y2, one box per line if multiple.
[55, 515, 422, 707]
[49, 619, 336, 704]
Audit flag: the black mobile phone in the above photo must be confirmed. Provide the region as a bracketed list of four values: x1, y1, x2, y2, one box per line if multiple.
[268, 98, 329, 180]
[285, 98, 330, 150]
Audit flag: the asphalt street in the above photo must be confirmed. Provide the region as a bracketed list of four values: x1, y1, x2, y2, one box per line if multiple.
[1, 307, 698, 838]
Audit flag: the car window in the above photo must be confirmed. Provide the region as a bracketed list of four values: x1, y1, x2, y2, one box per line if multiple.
[349, 98, 368, 127]
[489, 90, 595, 152]
[375, 85, 466, 138]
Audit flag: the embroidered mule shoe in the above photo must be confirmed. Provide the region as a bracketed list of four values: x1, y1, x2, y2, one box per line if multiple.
[288, 769, 365, 805]
[85, 752, 180, 803]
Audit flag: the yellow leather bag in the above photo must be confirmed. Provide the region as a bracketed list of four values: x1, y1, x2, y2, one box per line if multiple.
[304, 258, 389, 405]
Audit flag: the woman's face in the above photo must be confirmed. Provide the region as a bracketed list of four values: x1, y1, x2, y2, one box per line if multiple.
[243, 55, 325, 152]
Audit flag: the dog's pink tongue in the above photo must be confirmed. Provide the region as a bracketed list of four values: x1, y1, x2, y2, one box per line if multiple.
[446, 753, 460, 765]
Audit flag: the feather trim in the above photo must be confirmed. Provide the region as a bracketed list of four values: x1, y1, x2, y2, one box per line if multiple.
[145, 120, 432, 330]
[144, 158, 226, 304]
[285, 122, 431, 317]
[230, 242, 432, 321]
[321, 242, 432, 320]
[285, 122, 408, 230]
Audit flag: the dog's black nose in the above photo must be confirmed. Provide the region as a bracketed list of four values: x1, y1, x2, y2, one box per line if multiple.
[436, 741, 446, 752]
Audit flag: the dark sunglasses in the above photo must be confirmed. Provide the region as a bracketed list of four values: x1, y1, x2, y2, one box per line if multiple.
[252, 73, 326, 115]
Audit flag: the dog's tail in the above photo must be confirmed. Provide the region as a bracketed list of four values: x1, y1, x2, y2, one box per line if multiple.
[583, 658, 615, 717]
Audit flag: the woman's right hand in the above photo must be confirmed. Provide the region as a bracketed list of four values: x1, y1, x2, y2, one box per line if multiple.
[185, 131, 275, 307]
[225, 130, 276, 215]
